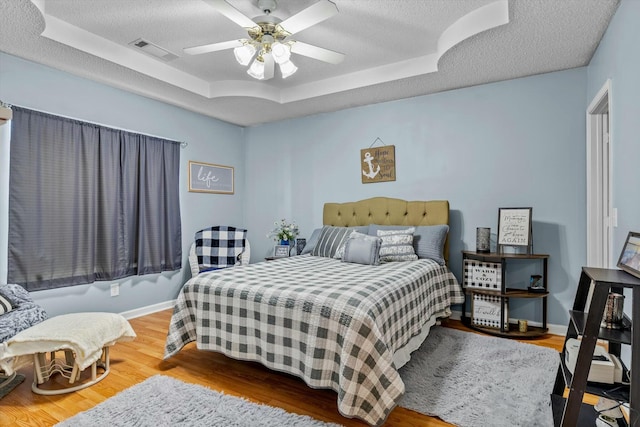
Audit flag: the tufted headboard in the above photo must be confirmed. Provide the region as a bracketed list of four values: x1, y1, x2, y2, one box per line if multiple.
[323, 197, 450, 264]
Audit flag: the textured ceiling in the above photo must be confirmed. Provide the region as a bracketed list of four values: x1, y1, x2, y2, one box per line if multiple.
[0, 0, 620, 126]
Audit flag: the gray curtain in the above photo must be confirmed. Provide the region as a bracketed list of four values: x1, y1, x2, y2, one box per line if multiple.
[8, 107, 182, 291]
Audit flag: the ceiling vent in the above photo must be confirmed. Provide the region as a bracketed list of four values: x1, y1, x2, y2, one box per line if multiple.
[129, 38, 178, 61]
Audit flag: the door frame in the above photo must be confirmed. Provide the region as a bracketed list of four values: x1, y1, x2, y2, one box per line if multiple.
[586, 79, 613, 268]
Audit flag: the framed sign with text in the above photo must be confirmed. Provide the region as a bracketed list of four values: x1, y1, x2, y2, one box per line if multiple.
[463, 259, 501, 291]
[472, 294, 509, 330]
[497, 207, 532, 252]
[188, 161, 234, 194]
[274, 245, 290, 258]
[361, 145, 396, 183]
[617, 231, 640, 279]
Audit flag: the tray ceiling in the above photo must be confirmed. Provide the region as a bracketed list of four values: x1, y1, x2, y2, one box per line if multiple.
[0, 0, 620, 126]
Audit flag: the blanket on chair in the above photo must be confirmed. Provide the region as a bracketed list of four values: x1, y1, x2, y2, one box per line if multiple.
[195, 226, 247, 272]
[0, 284, 48, 343]
[0, 312, 136, 374]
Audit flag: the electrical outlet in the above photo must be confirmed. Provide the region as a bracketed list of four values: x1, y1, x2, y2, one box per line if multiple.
[110, 283, 120, 297]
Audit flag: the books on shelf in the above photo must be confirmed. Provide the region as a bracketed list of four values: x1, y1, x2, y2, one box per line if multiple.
[565, 338, 622, 384]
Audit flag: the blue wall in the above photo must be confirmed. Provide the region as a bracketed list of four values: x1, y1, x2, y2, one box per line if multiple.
[586, 0, 639, 362]
[244, 69, 588, 326]
[0, 53, 246, 316]
[587, 0, 640, 255]
[1, 0, 637, 329]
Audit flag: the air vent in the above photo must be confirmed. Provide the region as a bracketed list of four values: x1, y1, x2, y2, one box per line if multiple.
[129, 38, 178, 61]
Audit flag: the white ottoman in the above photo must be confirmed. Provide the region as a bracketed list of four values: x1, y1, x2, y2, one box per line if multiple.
[0, 312, 136, 395]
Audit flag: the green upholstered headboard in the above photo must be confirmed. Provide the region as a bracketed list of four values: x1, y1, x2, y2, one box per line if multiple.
[322, 197, 450, 264]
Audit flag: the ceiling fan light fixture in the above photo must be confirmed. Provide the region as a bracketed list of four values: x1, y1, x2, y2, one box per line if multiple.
[234, 43, 257, 66]
[279, 59, 298, 78]
[186, 0, 343, 81]
[247, 56, 266, 80]
[271, 42, 291, 64]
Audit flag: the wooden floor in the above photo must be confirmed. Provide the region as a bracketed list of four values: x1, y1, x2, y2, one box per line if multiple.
[0, 310, 582, 426]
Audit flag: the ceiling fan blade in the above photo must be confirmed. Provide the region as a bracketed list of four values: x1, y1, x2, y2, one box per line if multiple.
[263, 54, 275, 80]
[184, 39, 244, 55]
[290, 41, 344, 64]
[202, 0, 259, 29]
[278, 0, 338, 35]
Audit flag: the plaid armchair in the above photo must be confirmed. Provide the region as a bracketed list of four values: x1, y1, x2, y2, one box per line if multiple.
[188, 226, 250, 277]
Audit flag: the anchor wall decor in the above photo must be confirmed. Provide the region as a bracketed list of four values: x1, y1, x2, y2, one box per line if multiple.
[360, 144, 395, 184]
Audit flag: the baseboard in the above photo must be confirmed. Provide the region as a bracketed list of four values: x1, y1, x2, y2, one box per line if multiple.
[450, 309, 463, 321]
[120, 304, 567, 336]
[119, 299, 176, 320]
[458, 310, 567, 336]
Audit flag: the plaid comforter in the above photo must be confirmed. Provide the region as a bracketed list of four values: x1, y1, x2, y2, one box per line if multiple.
[164, 255, 464, 426]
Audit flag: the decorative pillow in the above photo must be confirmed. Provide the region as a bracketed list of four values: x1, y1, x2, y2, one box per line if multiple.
[310, 226, 353, 258]
[413, 225, 449, 265]
[377, 227, 418, 262]
[300, 227, 322, 255]
[342, 232, 382, 265]
[368, 224, 449, 265]
[0, 291, 13, 315]
[333, 226, 370, 259]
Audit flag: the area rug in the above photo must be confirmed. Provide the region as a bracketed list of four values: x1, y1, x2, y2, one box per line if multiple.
[55, 375, 342, 427]
[398, 326, 559, 427]
[0, 373, 25, 399]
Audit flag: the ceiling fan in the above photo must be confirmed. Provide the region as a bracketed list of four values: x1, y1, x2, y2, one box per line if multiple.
[184, 0, 345, 80]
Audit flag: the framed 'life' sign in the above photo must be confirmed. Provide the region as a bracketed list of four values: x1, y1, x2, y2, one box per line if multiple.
[188, 161, 234, 194]
[360, 145, 396, 183]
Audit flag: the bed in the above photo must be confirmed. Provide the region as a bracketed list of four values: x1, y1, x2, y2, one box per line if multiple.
[164, 197, 464, 426]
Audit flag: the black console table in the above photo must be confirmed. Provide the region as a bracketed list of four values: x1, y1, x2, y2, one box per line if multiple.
[552, 267, 639, 426]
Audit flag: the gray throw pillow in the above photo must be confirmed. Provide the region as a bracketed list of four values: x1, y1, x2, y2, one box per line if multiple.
[300, 227, 322, 255]
[302, 226, 368, 256]
[413, 225, 449, 265]
[377, 227, 418, 262]
[368, 224, 449, 265]
[341, 232, 382, 265]
[311, 226, 353, 258]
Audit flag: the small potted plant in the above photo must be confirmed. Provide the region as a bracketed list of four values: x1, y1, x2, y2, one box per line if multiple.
[267, 219, 299, 246]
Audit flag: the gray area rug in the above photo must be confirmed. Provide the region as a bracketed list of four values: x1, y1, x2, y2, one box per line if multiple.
[55, 327, 558, 427]
[55, 375, 342, 427]
[0, 373, 25, 399]
[398, 326, 559, 427]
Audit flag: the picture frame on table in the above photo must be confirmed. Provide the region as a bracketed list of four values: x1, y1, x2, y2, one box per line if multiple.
[617, 231, 640, 279]
[274, 245, 290, 258]
[497, 207, 533, 252]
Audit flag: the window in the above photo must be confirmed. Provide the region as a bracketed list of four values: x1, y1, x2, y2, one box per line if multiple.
[8, 107, 182, 291]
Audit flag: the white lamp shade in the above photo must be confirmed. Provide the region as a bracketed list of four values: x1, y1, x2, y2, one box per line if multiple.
[271, 42, 291, 64]
[279, 60, 298, 78]
[234, 44, 256, 66]
[247, 57, 265, 79]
